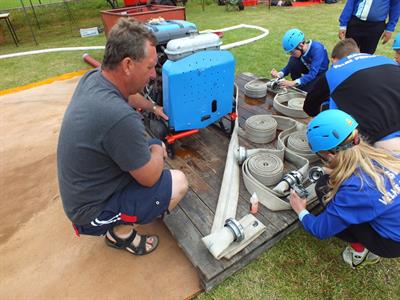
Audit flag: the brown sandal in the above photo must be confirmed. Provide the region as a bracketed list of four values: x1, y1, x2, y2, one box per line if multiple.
[105, 228, 159, 256]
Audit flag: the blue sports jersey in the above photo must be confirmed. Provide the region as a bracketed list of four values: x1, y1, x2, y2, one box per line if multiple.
[301, 167, 400, 242]
[328, 53, 397, 109]
[339, 0, 400, 32]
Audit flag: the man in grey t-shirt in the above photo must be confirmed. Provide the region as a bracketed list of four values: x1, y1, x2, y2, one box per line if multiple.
[57, 19, 188, 256]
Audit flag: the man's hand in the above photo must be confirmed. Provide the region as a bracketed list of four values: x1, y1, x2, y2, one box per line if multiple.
[381, 31, 392, 44]
[289, 189, 307, 214]
[153, 105, 169, 121]
[279, 79, 297, 88]
[127, 94, 169, 121]
[338, 29, 346, 40]
[148, 141, 167, 160]
[271, 68, 280, 78]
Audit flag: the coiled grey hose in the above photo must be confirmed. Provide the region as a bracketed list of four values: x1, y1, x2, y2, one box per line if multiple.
[273, 91, 309, 119]
[238, 115, 318, 211]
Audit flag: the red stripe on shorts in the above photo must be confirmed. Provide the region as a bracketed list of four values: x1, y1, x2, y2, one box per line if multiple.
[121, 214, 138, 223]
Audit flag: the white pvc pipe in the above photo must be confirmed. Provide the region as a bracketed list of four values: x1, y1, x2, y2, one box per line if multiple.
[0, 23, 268, 60]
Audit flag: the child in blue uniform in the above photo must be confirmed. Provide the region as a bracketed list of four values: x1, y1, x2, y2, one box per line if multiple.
[270, 28, 329, 93]
[290, 109, 400, 268]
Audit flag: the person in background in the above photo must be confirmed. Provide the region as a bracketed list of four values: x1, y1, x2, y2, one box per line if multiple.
[270, 28, 329, 93]
[338, 0, 400, 54]
[290, 109, 400, 268]
[393, 32, 400, 64]
[57, 18, 188, 256]
[303, 38, 400, 152]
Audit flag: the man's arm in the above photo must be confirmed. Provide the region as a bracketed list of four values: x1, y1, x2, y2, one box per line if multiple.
[103, 113, 166, 188]
[303, 75, 330, 116]
[382, 0, 400, 44]
[338, 0, 356, 39]
[129, 143, 166, 187]
[128, 93, 169, 120]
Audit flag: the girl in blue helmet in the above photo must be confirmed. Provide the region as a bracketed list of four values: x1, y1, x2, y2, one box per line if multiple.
[270, 28, 329, 93]
[290, 109, 400, 268]
[393, 33, 400, 65]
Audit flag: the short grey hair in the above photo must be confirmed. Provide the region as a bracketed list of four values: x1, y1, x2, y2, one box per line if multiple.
[102, 18, 156, 70]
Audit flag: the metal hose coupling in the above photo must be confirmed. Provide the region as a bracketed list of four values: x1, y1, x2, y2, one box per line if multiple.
[281, 170, 309, 198]
[235, 146, 248, 165]
[269, 78, 283, 91]
[308, 166, 325, 183]
[224, 218, 245, 242]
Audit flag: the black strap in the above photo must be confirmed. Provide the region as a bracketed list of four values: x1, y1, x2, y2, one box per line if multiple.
[108, 228, 137, 248]
[315, 174, 330, 208]
[135, 235, 149, 255]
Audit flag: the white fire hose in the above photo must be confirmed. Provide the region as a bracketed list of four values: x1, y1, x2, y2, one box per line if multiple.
[0, 24, 268, 60]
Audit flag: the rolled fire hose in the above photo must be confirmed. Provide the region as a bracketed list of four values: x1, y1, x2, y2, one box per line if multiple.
[244, 77, 289, 99]
[244, 78, 269, 99]
[273, 91, 309, 119]
[238, 114, 318, 211]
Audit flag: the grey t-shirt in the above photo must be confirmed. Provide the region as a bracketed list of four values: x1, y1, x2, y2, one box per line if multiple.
[57, 69, 151, 224]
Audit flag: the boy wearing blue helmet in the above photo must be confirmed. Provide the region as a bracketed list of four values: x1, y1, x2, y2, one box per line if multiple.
[270, 28, 329, 93]
[290, 109, 400, 268]
[393, 32, 400, 64]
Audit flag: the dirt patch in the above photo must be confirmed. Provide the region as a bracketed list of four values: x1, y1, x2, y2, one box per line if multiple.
[0, 77, 201, 299]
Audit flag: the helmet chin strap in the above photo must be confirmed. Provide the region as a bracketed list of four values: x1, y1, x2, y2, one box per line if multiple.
[333, 130, 360, 153]
[296, 40, 306, 55]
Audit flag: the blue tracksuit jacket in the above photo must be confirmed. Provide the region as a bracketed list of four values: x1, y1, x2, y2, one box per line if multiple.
[280, 40, 329, 86]
[301, 167, 400, 242]
[339, 0, 400, 32]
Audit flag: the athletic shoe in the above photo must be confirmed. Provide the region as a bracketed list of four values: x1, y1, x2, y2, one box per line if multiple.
[342, 246, 381, 269]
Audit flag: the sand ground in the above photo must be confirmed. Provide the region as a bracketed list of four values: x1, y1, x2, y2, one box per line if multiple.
[0, 76, 201, 300]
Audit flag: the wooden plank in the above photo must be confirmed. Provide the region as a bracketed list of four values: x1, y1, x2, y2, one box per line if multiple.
[162, 73, 321, 290]
[166, 144, 221, 213]
[163, 206, 225, 282]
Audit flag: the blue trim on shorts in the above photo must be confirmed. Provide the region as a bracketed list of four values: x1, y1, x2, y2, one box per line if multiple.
[74, 169, 172, 236]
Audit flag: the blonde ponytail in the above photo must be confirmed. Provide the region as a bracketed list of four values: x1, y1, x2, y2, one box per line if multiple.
[324, 141, 400, 204]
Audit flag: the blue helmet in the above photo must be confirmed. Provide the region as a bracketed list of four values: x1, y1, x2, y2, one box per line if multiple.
[393, 33, 400, 50]
[307, 110, 358, 153]
[282, 29, 305, 53]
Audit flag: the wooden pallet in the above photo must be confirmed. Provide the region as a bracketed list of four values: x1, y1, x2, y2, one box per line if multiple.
[163, 73, 319, 291]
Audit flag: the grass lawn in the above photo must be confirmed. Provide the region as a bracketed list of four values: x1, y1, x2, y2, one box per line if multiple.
[0, 0, 67, 10]
[1, 0, 399, 298]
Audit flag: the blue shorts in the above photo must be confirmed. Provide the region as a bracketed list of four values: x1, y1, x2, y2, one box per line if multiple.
[73, 169, 172, 236]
